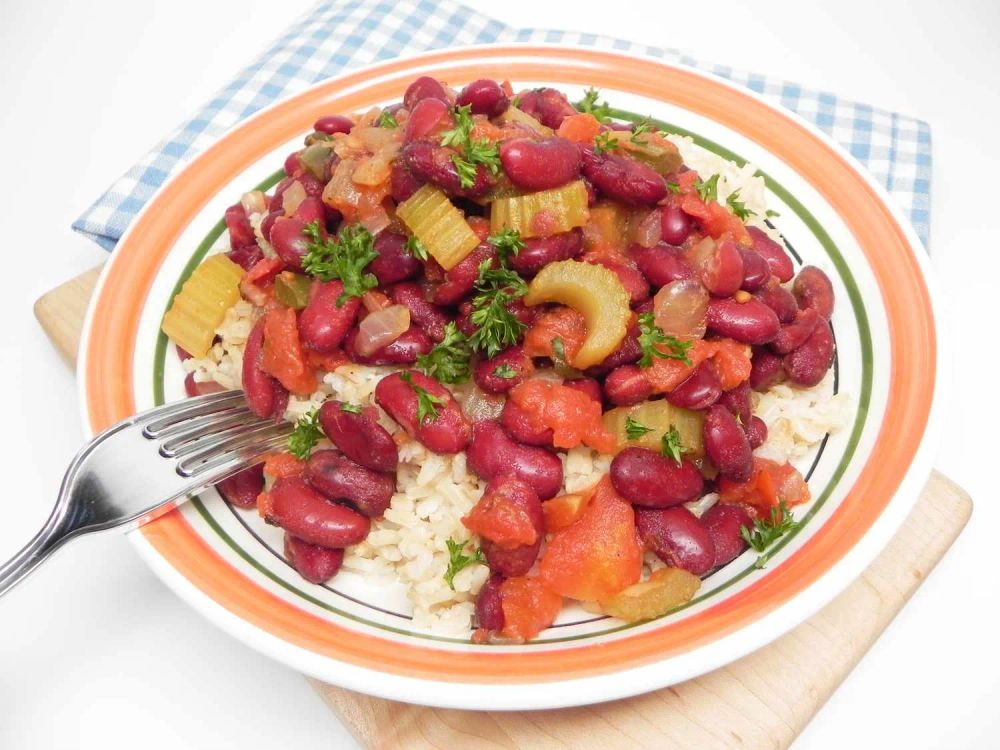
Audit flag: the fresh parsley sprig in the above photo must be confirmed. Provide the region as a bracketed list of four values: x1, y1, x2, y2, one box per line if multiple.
[405, 235, 429, 261]
[287, 409, 323, 460]
[487, 228, 525, 265]
[625, 416, 654, 441]
[340, 402, 362, 414]
[443, 538, 486, 590]
[439, 104, 502, 189]
[376, 110, 398, 129]
[577, 87, 612, 123]
[694, 174, 720, 203]
[740, 501, 800, 569]
[416, 322, 472, 385]
[302, 222, 378, 306]
[493, 364, 518, 379]
[399, 372, 445, 425]
[593, 131, 620, 155]
[726, 189, 755, 222]
[637, 313, 694, 368]
[468, 260, 528, 358]
[660, 426, 684, 465]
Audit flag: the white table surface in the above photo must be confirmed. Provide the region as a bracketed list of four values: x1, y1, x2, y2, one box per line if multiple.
[1, 0, 996, 747]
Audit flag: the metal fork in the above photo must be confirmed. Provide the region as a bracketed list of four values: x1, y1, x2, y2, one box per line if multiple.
[0, 391, 292, 598]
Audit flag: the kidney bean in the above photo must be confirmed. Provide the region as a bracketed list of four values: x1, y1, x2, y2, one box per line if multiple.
[224, 204, 256, 252]
[476, 477, 544, 578]
[476, 573, 506, 630]
[403, 76, 450, 109]
[298, 280, 361, 352]
[369, 232, 421, 285]
[700, 237, 745, 297]
[375, 370, 472, 453]
[749, 346, 786, 391]
[305, 449, 395, 518]
[345, 324, 433, 365]
[431, 242, 495, 305]
[667, 362, 722, 410]
[389, 159, 425, 202]
[313, 115, 354, 135]
[748, 227, 794, 283]
[516, 87, 577, 129]
[631, 242, 694, 287]
[269, 177, 294, 212]
[700, 503, 753, 568]
[215, 464, 265, 509]
[610, 448, 704, 508]
[745, 416, 768, 449]
[227, 244, 264, 272]
[269, 217, 311, 271]
[636, 506, 716, 576]
[319, 401, 398, 474]
[403, 140, 491, 198]
[783, 323, 835, 387]
[659, 205, 693, 246]
[263, 476, 370, 548]
[184, 372, 224, 398]
[499, 137, 581, 191]
[242, 318, 289, 419]
[753, 279, 798, 323]
[703, 405, 753, 483]
[388, 282, 450, 341]
[586, 256, 650, 305]
[284, 534, 345, 584]
[719, 380, 752, 425]
[508, 230, 583, 277]
[474, 346, 533, 394]
[260, 209, 282, 243]
[293, 195, 326, 227]
[563, 377, 602, 403]
[298, 172, 326, 199]
[500, 400, 555, 447]
[738, 248, 771, 292]
[706, 297, 780, 345]
[283, 152, 302, 177]
[467, 420, 563, 499]
[771, 307, 822, 354]
[403, 97, 452, 143]
[793, 266, 835, 320]
[581, 147, 667, 206]
[604, 365, 654, 406]
[456, 78, 509, 117]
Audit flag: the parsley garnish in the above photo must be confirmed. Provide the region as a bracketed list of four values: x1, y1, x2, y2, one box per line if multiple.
[439, 104, 502, 189]
[666, 181, 681, 194]
[443, 538, 486, 590]
[765, 209, 781, 219]
[577, 87, 612, 123]
[694, 174, 720, 203]
[487, 228, 525, 265]
[287, 409, 323, 460]
[405, 235, 428, 261]
[468, 260, 528, 358]
[551, 336, 567, 364]
[340, 402, 362, 414]
[415, 322, 472, 384]
[593, 131, 620, 155]
[660, 426, 683, 465]
[376, 110, 398, 129]
[740, 501, 800, 568]
[625, 416, 654, 441]
[399, 372, 445, 425]
[302, 222, 378, 306]
[726, 189, 755, 221]
[493, 364, 518, 379]
[637, 313, 694, 368]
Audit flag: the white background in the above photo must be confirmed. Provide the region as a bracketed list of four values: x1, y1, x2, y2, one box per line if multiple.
[0, 1, 996, 747]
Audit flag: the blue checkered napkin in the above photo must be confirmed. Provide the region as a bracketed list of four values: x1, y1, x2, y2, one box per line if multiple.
[73, 0, 932, 251]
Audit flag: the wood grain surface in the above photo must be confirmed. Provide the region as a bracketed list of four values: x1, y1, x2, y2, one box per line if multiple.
[35, 267, 972, 750]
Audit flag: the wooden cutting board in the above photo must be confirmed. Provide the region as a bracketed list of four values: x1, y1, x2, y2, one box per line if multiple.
[35, 267, 972, 750]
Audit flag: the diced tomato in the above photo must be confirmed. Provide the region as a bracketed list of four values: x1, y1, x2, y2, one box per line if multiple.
[256, 490, 274, 519]
[676, 171, 751, 245]
[539, 477, 643, 602]
[245, 257, 285, 286]
[467, 215, 491, 241]
[509, 379, 616, 453]
[462, 483, 539, 549]
[543, 491, 594, 533]
[500, 577, 563, 641]
[523, 306, 587, 362]
[643, 338, 751, 394]
[581, 202, 631, 253]
[718, 457, 810, 516]
[557, 113, 602, 143]
[261, 307, 317, 396]
[306, 348, 349, 372]
[262, 452, 306, 479]
[706, 338, 753, 390]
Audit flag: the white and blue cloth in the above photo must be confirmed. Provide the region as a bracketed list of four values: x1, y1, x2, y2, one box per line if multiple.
[73, 0, 932, 251]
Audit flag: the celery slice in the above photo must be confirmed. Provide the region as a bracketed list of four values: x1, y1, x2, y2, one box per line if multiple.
[161, 254, 244, 358]
[497, 106, 555, 136]
[602, 400, 704, 457]
[396, 185, 480, 270]
[606, 132, 683, 174]
[490, 180, 589, 239]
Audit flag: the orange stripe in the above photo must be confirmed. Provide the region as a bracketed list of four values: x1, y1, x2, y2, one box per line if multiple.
[83, 47, 935, 682]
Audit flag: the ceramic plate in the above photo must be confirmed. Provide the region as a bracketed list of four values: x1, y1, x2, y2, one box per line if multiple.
[78, 46, 944, 710]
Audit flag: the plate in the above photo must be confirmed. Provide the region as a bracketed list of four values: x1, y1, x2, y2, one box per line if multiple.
[78, 45, 943, 710]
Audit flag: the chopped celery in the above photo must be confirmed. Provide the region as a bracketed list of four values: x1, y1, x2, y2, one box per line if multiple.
[298, 143, 333, 180]
[396, 185, 480, 270]
[490, 180, 590, 239]
[606, 132, 683, 174]
[274, 272, 313, 309]
[497, 106, 555, 136]
[602, 400, 704, 456]
[161, 254, 244, 358]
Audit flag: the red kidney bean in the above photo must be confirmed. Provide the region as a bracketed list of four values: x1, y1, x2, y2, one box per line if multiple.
[586, 256, 650, 305]
[474, 346, 532, 394]
[260, 209, 282, 244]
[403, 76, 450, 109]
[563, 377, 602, 403]
[297, 172, 325, 199]
[636, 506, 716, 576]
[299, 280, 361, 352]
[667, 362, 722, 410]
[269, 217, 311, 272]
[706, 297, 781, 345]
[184, 372, 225, 398]
[477, 477, 544, 578]
[508, 229, 583, 277]
[283, 152, 302, 177]
[293, 195, 326, 227]
[263, 477, 370, 548]
[323, 203, 343, 231]
[467, 420, 563, 499]
[783, 323, 835, 386]
[753, 279, 798, 324]
[660, 205, 694, 246]
[476, 573, 506, 630]
[389, 159, 425, 202]
[703, 405, 753, 482]
[269, 177, 294, 212]
[403, 140, 491, 198]
[631, 242, 694, 287]
[375, 370, 472, 453]
[345, 324, 433, 365]
[313, 115, 354, 135]
[403, 97, 452, 143]
[745, 416, 768, 449]
[176, 344, 193, 362]
[701, 237, 745, 297]
[610, 448, 704, 508]
[700, 503, 753, 568]
[305, 449, 395, 518]
[388, 282, 450, 342]
[793, 266, 835, 320]
[719, 380, 752, 425]
[319, 401, 398, 474]
[431, 242, 495, 305]
[516, 88, 577, 129]
[457, 78, 509, 117]
[581, 148, 667, 206]
[771, 307, 822, 354]
[738, 248, 771, 292]
[242, 319, 289, 419]
[749, 346, 786, 391]
[227, 244, 264, 272]
[370, 232, 421, 285]
[500, 400, 555, 447]
[748, 227, 794, 283]
[284, 534, 345, 584]
[225, 204, 256, 252]
[499, 137, 581, 191]
[215, 464, 265, 509]
[604, 365, 654, 406]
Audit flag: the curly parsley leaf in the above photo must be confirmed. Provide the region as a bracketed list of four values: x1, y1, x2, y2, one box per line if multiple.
[625, 416, 654, 441]
[440, 104, 502, 189]
[666, 180, 681, 195]
[487, 228, 525, 265]
[287, 409, 323, 460]
[577, 87, 613, 123]
[593, 131, 620, 155]
[741, 501, 800, 568]
[376, 110, 398, 129]
[637, 313, 694, 368]
[660, 426, 683, 465]
[468, 260, 528, 358]
[726, 189, 755, 221]
[694, 174, 720, 203]
[399, 371, 446, 425]
[416, 322, 472, 385]
[405, 235, 429, 261]
[302, 222, 378, 305]
[339, 402, 362, 414]
[443, 538, 486, 590]
[493, 364, 518, 379]
[551, 336, 567, 364]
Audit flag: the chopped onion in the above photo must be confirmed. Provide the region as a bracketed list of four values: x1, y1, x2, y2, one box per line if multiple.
[353, 142, 401, 186]
[653, 279, 709, 339]
[684, 492, 719, 518]
[240, 190, 267, 216]
[281, 180, 307, 216]
[361, 289, 391, 313]
[631, 209, 662, 248]
[359, 204, 391, 234]
[355, 305, 410, 356]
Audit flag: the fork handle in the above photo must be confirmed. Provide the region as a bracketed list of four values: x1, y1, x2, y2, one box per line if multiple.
[0, 502, 78, 598]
